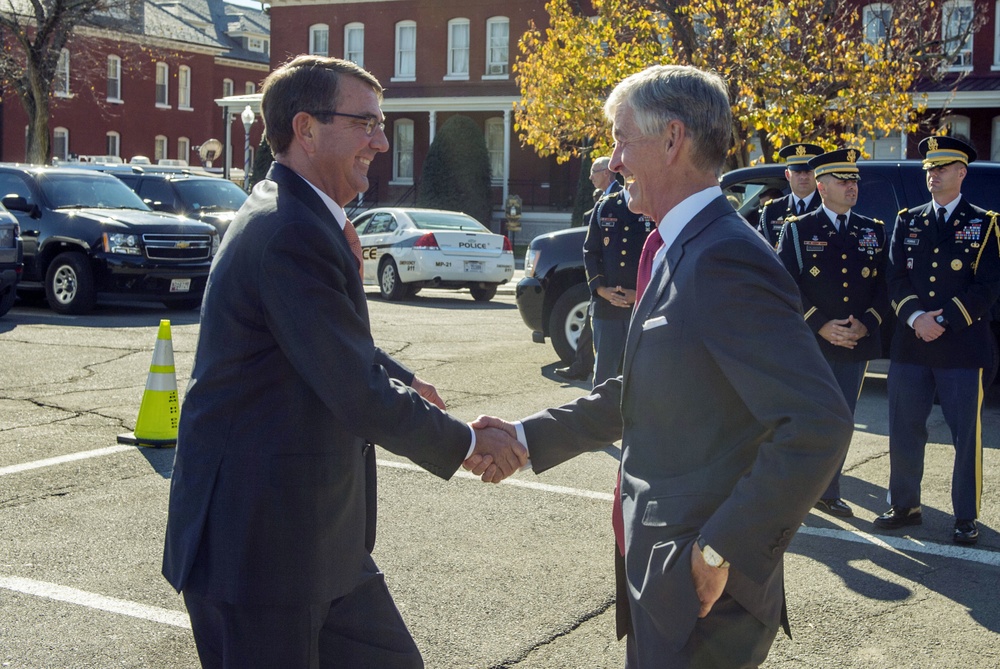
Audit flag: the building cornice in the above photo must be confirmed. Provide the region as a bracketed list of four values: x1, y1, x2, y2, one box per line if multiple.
[215, 57, 271, 71]
[380, 95, 519, 113]
[917, 90, 1000, 109]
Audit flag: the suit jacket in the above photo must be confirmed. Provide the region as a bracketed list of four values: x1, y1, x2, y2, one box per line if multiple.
[888, 199, 1000, 368]
[162, 163, 471, 606]
[524, 195, 852, 655]
[776, 208, 888, 362]
[583, 187, 655, 320]
[758, 191, 820, 248]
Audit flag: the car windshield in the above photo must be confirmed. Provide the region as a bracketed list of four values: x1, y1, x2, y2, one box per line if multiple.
[173, 179, 249, 211]
[40, 173, 150, 210]
[408, 211, 489, 232]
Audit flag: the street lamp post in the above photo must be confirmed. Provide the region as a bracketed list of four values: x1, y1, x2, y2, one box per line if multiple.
[241, 105, 255, 191]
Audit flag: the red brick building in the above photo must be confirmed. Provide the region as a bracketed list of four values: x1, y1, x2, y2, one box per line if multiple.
[0, 0, 269, 173]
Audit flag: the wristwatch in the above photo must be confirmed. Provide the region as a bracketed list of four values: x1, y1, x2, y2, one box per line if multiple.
[934, 314, 949, 328]
[697, 535, 730, 569]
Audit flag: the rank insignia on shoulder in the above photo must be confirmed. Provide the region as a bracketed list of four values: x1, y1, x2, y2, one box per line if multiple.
[898, 208, 908, 216]
[873, 219, 884, 226]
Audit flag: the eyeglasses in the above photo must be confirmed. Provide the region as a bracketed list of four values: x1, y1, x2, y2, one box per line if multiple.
[305, 110, 385, 136]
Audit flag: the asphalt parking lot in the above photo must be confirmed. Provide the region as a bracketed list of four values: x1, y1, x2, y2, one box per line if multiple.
[1, 287, 999, 668]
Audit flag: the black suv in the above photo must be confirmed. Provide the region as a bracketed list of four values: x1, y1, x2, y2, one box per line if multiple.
[516, 160, 1000, 375]
[1, 165, 219, 314]
[0, 201, 22, 317]
[112, 172, 248, 238]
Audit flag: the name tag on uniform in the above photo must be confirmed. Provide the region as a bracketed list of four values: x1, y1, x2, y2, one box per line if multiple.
[600, 217, 617, 229]
[904, 237, 920, 246]
[805, 242, 826, 253]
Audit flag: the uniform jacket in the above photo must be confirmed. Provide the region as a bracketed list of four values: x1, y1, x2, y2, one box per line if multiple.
[162, 163, 471, 606]
[758, 191, 820, 248]
[583, 185, 655, 320]
[776, 208, 888, 362]
[523, 196, 852, 655]
[888, 199, 1000, 368]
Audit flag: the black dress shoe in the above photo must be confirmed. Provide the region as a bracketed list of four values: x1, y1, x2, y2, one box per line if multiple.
[953, 519, 979, 545]
[554, 365, 589, 381]
[815, 498, 854, 518]
[873, 505, 923, 530]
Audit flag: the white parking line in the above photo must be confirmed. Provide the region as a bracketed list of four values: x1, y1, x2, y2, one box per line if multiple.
[0, 445, 133, 477]
[0, 576, 190, 629]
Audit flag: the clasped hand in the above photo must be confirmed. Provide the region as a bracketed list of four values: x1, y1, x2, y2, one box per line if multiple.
[819, 315, 868, 349]
[463, 415, 526, 483]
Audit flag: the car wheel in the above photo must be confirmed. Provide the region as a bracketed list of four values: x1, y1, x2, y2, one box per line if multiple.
[548, 282, 590, 363]
[378, 258, 408, 301]
[45, 252, 96, 315]
[470, 285, 498, 302]
[0, 286, 15, 317]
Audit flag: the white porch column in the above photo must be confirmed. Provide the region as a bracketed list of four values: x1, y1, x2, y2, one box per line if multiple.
[502, 108, 511, 206]
[428, 110, 437, 145]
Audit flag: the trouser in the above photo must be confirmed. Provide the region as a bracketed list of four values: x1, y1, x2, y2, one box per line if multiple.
[183, 569, 422, 669]
[887, 362, 984, 520]
[592, 314, 629, 387]
[820, 358, 867, 499]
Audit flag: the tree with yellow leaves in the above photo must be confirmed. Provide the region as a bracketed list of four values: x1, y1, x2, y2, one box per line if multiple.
[515, 0, 983, 169]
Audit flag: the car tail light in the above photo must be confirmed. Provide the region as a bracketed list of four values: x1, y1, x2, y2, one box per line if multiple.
[502, 235, 513, 252]
[413, 233, 439, 250]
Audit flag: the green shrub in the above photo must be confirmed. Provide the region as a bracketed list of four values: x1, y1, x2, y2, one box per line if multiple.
[416, 115, 493, 226]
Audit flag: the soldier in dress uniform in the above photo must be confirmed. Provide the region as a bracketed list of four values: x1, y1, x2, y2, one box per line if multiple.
[758, 143, 824, 248]
[776, 148, 888, 518]
[582, 180, 655, 386]
[875, 135, 1000, 545]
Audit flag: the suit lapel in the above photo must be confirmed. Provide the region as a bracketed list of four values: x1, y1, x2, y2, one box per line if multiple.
[623, 196, 733, 378]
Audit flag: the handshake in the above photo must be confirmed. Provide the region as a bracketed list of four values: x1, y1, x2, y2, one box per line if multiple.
[463, 415, 528, 484]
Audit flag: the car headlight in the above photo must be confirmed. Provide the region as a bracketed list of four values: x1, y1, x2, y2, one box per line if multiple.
[211, 232, 220, 256]
[524, 248, 540, 278]
[103, 232, 142, 255]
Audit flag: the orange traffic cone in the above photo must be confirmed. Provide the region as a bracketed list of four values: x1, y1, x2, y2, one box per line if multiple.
[117, 320, 180, 447]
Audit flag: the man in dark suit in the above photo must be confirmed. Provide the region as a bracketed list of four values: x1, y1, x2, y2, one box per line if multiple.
[757, 143, 823, 248]
[583, 156, 655, 386]
[471, 65, 853, 668]
[162, 55, 526, 668]
[777, 148, 888, 519]
[875, 135, 1000, 545]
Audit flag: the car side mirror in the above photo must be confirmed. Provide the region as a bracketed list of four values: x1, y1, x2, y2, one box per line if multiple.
[2, 194, 40, 218]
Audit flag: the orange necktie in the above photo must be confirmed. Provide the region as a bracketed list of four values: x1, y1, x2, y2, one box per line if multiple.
[343, 218, 364, 280]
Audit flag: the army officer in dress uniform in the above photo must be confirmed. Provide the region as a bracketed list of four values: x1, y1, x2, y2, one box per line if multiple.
[875, 135, 1000, 545]
[757, 143, 824, 247]
[582, 182, 655, 386]
[777, 148, 888, 519]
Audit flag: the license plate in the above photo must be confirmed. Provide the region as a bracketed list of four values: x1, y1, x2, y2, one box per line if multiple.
[464, 261, 484, 273]
[169, 278, 191, 293]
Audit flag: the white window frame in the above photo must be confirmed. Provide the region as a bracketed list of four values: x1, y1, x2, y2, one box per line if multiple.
[155, 62, 170, 107]
[394, 21, 417, 81]
[392, 119, 414, 184]
[53, 127, 69, 161]
[107, 131, 120, 158]
[485, 117, 505, 184]
[994, 1, 1000, 69]
[107, 55, 122, 102]
[154, 135, 168, 162]
[345, 22, 364, 66]
[222, 78, 234, 98]
[484, 17, 509, 78]
[992, 115, 1000, 160]
[310, 23, 329, 56]
[942, 0, 974, 70]
[55, 49, 71, 97]
[940, 114, 971, 142]
[177, 137, 190, 164]
[446, 18, 470, 80]
[247, 37, 265, 53]
[245, 81, 256, 95]
[862, 3, 892, 46]
[178, 65, 192, 110]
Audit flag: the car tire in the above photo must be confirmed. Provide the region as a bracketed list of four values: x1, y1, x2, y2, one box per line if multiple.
[470, 285, 498, 302]
[548, 282, 590, 363]
[378, 258, 408, 301]
[45, 252, 96, 315]
[0, 286, 15, 316]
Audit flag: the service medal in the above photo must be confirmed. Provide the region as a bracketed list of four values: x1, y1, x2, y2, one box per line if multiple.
[952, 259, 962, 271]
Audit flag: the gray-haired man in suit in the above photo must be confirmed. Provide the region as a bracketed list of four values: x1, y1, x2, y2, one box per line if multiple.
[471, 65, 853, 668]
[162, 55, 525, 668]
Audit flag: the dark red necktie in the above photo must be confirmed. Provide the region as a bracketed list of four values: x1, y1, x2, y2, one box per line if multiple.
[613, 227, 664, 556]
[342, 218, 364, 280]
[634, 228, 665, 303]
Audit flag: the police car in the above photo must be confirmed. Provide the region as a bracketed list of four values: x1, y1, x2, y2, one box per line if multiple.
[353, 207, 515, 302]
